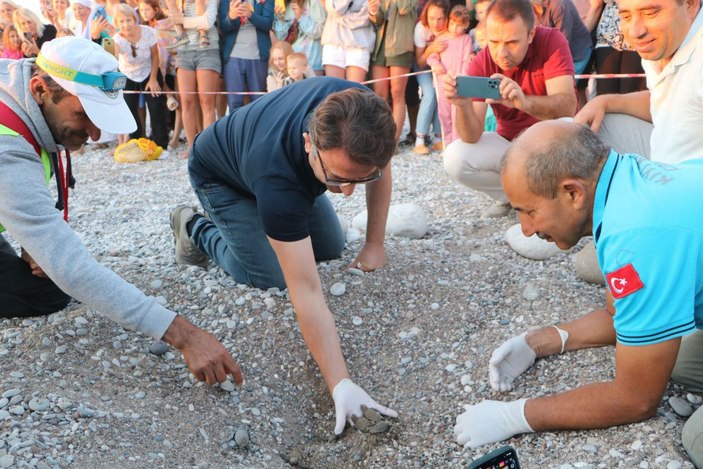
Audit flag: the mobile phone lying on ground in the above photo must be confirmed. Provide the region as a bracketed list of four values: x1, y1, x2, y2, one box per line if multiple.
[468, 445, 520, 469]
[456, 75, 501, 100]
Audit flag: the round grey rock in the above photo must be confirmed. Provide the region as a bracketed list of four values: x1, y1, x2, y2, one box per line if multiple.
[149, 340, 169, 356]
[329, 282, 346, 296]
[0, 455, 15, 468]
[505, 224, 566, 260]
[573, 241, 605, 285]
[219, 380, 235, 392]
[234, 425, 250, 448]
[669, 396, 694, 417]
[29, 397, 50, 412]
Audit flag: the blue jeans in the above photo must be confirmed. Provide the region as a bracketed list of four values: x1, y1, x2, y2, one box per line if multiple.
[416, 69, 440, 138]
[190, 180, 345, 289]
[223, 57, 268, 112]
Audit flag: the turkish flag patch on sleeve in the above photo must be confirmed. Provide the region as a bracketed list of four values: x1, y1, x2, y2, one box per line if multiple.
[605, 263, 645, 299]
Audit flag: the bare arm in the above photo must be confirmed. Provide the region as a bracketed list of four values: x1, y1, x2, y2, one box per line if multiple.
[575, 91, 652, 131]
[525, 337, 680, 430]
[351, 164, 392, 271]
[269, 236, 349, 392]
[527, 291, 616, 357]
[583, 0, 604, 32]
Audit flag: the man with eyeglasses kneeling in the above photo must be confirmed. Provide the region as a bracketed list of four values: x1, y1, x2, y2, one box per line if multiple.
[0, 36, 243, 387]
[171, 76, 398, 435]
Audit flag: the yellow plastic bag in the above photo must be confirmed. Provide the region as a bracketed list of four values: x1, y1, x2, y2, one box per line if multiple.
[113, 138, 163, 163]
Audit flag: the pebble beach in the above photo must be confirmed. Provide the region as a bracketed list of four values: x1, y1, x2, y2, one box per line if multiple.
[0, 143, 696, 468]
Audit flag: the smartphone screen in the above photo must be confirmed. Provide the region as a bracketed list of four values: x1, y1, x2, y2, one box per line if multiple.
[23, 32, 33, 41]
[468, 445, 520, 469]
[456, 76, 501, 100]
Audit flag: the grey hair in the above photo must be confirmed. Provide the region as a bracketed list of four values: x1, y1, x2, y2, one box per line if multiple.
[501, 124, 610, 198]
[308, 87, 397, 169]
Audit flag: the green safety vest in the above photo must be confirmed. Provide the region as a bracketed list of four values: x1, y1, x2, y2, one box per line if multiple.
[0, 123, 52, 233]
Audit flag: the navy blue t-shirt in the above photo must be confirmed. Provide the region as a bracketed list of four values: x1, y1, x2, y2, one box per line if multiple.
[189, 77, 365, 242]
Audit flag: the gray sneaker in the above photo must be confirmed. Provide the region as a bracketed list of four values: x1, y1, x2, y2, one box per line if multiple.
[170, 205, 209, 268]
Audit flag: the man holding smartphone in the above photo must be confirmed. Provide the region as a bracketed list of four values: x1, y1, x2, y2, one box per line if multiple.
[440, 0, 576, 219]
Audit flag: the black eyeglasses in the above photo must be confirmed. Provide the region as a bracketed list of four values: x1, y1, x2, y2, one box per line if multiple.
[313, 147, 383, 187]
[130, 43, 137, 58]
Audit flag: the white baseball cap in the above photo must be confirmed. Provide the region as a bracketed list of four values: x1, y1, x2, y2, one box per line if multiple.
[37, 36, 137, 134]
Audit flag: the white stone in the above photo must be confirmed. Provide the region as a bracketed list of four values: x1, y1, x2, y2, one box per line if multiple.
[219, 381, 235, 392]
[505, 224, 567, 260]
[352, 316, 363, 326]
[329, 282, 346, 296]
[631, 440, 643, 450]
[352, 203, 428, 239]
[522, 282, 539, 301]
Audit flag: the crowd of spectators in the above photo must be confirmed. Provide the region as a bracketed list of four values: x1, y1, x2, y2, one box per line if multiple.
[0, 0, 646, 159]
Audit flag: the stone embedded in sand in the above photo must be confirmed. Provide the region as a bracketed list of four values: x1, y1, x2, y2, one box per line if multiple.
[669, 396, 693, 417]
[505, 224, 566, 260]
[352, 203, 428, 239]
[288, 449, 301, 465]
[220, 380, 235, 392]
[329, 282, 346, 296]
[149, 340, 169, 356]
[522, 282, 539, 301]
[234, 425, 250, 448]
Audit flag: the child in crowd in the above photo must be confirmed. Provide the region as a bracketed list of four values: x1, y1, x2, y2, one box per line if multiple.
[267, 40, 293, 92]
[165, 0, 209, 48]
[112, 4, 169, 148]
[469, 0, 490, 53]
[138, 0, 183, 148]
[427, 5, 473, 145]
[0, 24, 22, 59]
[283, 52, 307, 85]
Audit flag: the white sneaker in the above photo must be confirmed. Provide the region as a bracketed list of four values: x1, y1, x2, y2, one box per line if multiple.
[481, 201, 512, 218]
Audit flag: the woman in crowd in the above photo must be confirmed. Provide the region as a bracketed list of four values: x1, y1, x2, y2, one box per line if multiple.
[70, 0, 112, 43]
[412, 0, 448, 154]
[52, 0, 72, 30]
[0, 0, 17, 33]
[113, 3, 169, 148]
[218, 0, 275, 113]
[368, 0, 417, 143]
[321, 0, 375, 82]
[139, 0, 183, 150]
[592, 0, 645, 94]
[171, 0, 221, 155]
[273, 0, 326, 74]
[13, 8, 57, 58]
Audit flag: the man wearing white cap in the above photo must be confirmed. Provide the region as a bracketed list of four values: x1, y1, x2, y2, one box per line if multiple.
[0, 36, 244, 387]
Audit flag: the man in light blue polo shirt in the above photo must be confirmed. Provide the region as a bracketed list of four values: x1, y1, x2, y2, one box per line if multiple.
[453, 120, 703, 465]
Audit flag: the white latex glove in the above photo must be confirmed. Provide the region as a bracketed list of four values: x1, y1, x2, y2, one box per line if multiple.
[454, 399, 533, 449]
[489, 333, 537, 392]
[332, 378, 398, 435]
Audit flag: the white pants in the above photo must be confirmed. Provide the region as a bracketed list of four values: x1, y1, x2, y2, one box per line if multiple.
[596, 113, 652, 158]
[443, 132, 511, 203]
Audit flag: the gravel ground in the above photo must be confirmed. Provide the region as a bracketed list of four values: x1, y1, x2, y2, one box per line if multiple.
[0, 143, 697, 469]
